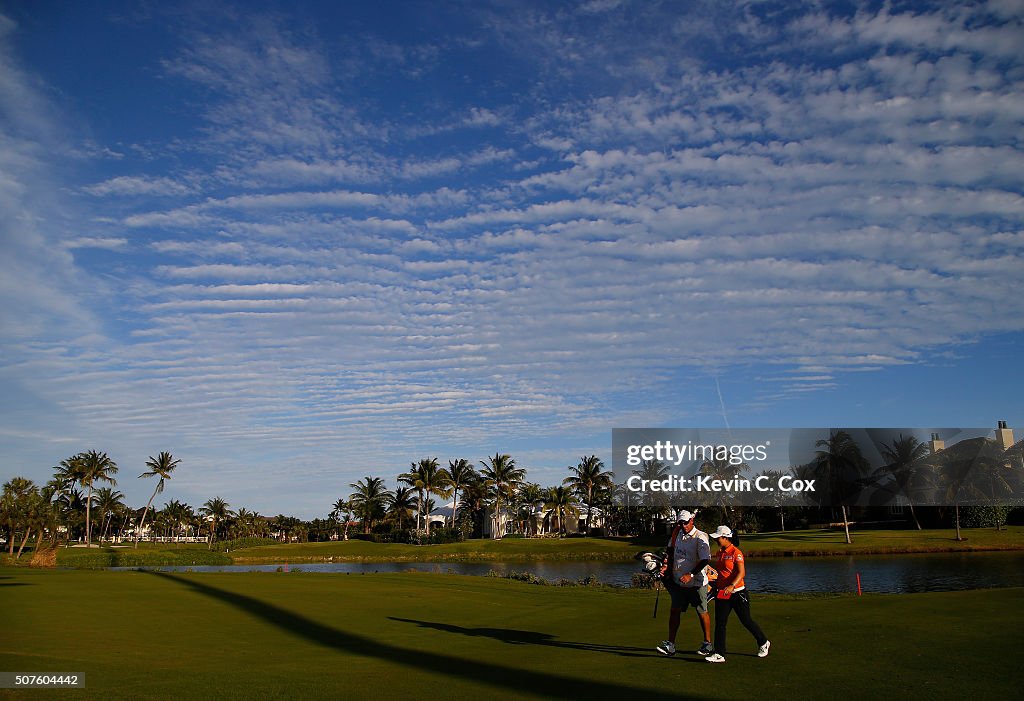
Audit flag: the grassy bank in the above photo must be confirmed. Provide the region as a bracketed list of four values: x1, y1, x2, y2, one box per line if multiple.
[45, 543, 232, 568]
[223, 526, 1024, 564]
[2, 527, 1015, 569]
[1, 567, 1020, 700]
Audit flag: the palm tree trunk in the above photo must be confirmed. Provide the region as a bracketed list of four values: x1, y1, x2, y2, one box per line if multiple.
[16, 528, 32, 559]
[954, 505, 963, 541]
[85, 484, 93, 546]
[135, 485, 160, 549]
[494, 493, 502, 539]
[908, 502, 922, 530]
[780, 508, 785, 532]
[425, 488, 431, 537]
[586, 487, 593, 535]
[841, 505, 852, 544]
[119, 510, 131, 543]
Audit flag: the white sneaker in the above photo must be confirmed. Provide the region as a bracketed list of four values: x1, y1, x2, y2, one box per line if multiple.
[705, 653, 726, 663]
[656, 640, 676, 656]
[758, 640, 771, 657]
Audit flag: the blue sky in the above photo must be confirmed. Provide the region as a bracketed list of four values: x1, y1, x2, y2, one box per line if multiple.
[1, 1, 1022, 518]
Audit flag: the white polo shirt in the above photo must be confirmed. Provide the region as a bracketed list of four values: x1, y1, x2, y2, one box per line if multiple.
[669, 526, 711, 588]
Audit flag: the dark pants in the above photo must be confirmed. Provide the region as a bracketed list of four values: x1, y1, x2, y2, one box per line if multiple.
[713, 590, 767, 655]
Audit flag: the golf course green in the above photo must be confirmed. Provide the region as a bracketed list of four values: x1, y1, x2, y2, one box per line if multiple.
[1, 567, 1020, 700]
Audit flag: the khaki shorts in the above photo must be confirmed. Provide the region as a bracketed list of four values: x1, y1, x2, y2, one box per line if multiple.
[665, 580, 709, 614]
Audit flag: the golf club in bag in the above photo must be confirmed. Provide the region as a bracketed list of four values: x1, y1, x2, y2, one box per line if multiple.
[635, 551, 668, 618]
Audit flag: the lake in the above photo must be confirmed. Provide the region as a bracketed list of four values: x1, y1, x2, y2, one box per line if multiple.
[112, 550, 1024, 593]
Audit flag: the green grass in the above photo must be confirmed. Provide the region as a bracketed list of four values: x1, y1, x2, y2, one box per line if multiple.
[223, 526, 1024, 564]
[5, 527, 1018, 570]
[227, 536, 646, 563]
[0, 567, 1020, 700]
[50, 543, 231, 568]
[736, 525, 1024, 556]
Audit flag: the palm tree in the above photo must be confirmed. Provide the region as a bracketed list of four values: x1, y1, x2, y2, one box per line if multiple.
[516, 482, 545, 536]
[77, 450, 119, 546]
[698, 454, 751, 527]
[94, 487, 125, 542]
[330, 498, 351, 540]
[163, 500, 192, 542]
[2, 477, 36, 556]
[758, 469, 789, 531]
[399, 458, 452, 535]
[348, 477, 389, 534]
[935, 437, 1015, 533]
[814, 431, 864, 544]
[457, 475, 489, 538]
[56, 487, 87, 545]
[543, 486, 580, 536]
[200, 497, 231, 548]
[632, 459, 671, 532]
[563, 455, 612, 535]
[233, 507, 254, 538]
[875, 434, 932, 530]
[135, 452, 181, 548]
[480, 453, 525, 539]
[447, 459, 477, 529]
[386, 486, 417, 529]
[16, 487, 47, 559]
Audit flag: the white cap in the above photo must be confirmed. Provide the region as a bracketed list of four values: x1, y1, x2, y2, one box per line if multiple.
[710, 525, 733, 539]
[677, 509, 697, 522]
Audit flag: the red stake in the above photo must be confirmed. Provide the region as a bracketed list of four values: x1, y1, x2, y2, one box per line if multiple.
[856, 572, 862, 596]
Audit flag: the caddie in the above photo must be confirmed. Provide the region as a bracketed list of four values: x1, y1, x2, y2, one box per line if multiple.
[656, 509, 714, 657]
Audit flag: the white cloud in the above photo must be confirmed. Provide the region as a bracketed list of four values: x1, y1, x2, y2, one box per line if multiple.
[83, 175, 195, 197]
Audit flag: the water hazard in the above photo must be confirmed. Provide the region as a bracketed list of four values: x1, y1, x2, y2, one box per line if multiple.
[112, 550, 1024, 593]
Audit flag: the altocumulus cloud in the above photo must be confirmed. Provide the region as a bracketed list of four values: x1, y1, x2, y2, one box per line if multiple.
[1, 1, 1022, 516]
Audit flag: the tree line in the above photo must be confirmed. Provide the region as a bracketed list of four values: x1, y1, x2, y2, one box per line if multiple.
[4, 430, 1021, 558]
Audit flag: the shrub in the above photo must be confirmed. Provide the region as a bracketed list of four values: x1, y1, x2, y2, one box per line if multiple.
[427, 527, 463, 544]
[631, 572, 659, 589]
[216, 537, 278, 552]
[958, 505, 1011, 528]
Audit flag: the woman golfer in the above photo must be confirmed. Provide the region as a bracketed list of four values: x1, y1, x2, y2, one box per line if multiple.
[705, 525, 770, 663]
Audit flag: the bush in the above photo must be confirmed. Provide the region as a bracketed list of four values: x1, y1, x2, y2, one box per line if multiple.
[216, 537, 278, 552]
[352, 533, 391, 543]
[631, 572, 659, 589]
[958, 505, 1011, 529]
[426, 527, 462, 545]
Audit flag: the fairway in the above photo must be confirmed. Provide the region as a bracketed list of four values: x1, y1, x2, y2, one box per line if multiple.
[1, 568, 1021, 700]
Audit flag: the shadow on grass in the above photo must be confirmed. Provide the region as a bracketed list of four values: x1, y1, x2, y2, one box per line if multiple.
[388, 618, 651, 658]
[146, 571, 694, 699]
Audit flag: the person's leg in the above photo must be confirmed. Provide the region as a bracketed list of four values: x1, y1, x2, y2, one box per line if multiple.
[692, 586, 713, 653]
[666, 582, 688, 643]
[714, 596, 733, 655]
[658, 582, 689, 654]
[668, 607, 681, 643]
[698, 611, 712, 645]
[732, 591, 767, 646]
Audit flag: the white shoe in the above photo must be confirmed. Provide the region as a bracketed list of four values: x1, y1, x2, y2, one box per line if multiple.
[656, 640, 676, 656]
[705, 653, 726, 663]
[758, 640, 771, 657]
